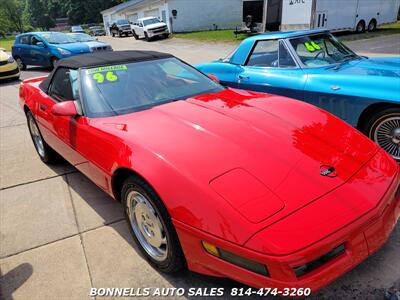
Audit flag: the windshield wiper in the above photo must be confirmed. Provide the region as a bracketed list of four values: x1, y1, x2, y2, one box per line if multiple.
[333, 54, 361, 70]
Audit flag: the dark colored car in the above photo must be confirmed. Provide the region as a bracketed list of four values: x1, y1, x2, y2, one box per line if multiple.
[110, 19, 132, 37]
[89, 26, 106, 36]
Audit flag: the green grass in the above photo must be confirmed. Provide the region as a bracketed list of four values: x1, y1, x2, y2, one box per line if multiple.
[174, 29, 247, 43]
[0, 37, 15, 51]
[174, 21, 400, 44]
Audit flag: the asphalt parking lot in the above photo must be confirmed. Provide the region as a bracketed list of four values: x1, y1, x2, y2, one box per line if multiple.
[0, 34, 399, 300]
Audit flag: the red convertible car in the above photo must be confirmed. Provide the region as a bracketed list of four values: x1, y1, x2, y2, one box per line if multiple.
[20, 51, 399, 293]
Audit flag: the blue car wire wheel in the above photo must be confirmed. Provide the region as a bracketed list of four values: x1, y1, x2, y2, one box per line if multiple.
[368, 110, 400, 161]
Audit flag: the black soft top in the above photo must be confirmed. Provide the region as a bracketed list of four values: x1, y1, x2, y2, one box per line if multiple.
[39, 50, 173, 92]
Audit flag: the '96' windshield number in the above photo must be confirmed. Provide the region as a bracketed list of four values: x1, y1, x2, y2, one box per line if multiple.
[92, 71, 118, 83]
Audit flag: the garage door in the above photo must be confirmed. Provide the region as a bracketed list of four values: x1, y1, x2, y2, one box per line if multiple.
[144, 8, 159, 18]
[127, 13, 138, 22]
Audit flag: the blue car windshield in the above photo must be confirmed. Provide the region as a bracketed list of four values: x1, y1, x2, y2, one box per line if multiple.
[289, 33, 358, 67]
[80, 57, 224, 118]
[39, 32, 76, 44]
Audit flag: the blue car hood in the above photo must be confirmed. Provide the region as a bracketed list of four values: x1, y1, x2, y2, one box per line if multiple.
[331, 57, 400, 78]
[55, 42, 90, 54]
[306, 57, 400, 102]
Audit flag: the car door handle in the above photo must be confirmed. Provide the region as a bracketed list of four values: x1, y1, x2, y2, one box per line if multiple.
[238, 75, 250, 79]
[40, 104, 47, 111]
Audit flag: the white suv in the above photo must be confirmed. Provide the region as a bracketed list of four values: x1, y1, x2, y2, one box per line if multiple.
[131, 17, 169, 41]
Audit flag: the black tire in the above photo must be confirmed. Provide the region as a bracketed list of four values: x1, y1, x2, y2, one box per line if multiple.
[118, 31, 122, 38]
[356, 20, 366, 33]
[133, 32, 139, 40]
[122, 175, 186, 273]
[361, 107, 400, 161]
[112, 31, 115, 37]
[163, 33, 170, 39]
[144, 32, 150, 42]
[368, 19, 377, 31]
[15, 57, 26, 70]
[50, 57, 58, 69]
[26, 111, 59, 163]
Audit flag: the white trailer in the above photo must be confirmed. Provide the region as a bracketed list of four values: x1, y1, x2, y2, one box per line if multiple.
[241, 0, 400, 32]
[311, 0, 400, 32]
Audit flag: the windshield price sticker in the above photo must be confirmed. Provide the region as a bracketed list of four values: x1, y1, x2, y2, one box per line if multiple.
[89, 65, 127, 83]
[88, 65, 127, 74]
[92, 72, 119, 83]
[304, 41, 321, 52]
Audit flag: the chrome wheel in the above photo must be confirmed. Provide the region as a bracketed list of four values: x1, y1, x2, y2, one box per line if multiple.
[373, 116, 400, 160]
[126, 190, 168, 261]
[28, 116, 45, 158]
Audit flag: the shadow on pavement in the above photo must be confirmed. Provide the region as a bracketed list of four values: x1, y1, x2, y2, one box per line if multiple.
[0, 263, 33, 300]
[60, 171, 269, 299]
[0, 78, 21, 87]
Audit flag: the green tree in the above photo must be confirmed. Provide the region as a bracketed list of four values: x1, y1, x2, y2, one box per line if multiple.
[24, 0, 54, 30]
[0, 0, 25, 33]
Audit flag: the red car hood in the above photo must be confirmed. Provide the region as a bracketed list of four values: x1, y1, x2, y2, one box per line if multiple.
[93, 88, 383, 245]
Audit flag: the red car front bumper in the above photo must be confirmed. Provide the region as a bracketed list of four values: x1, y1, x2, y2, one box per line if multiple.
[173, 160, 400, 293]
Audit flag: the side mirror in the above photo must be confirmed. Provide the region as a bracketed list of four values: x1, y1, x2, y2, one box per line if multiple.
[37, 42, 45, 47]
[51, 101, 78, 117]
[208, 74, 220, 83]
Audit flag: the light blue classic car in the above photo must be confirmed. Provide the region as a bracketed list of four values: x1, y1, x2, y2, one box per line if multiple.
[196, 30, 400, 160]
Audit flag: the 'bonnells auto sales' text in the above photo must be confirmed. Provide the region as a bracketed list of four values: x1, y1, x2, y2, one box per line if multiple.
[90, 287, 312, 297]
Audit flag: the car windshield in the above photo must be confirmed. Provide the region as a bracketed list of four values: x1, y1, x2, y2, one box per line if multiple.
[289, 33, 358, 67]
[80, 57, 224, 118]
[68, 33, 96, 42]
[39, 32, 76, 44]
[116, 20, 129, 25]
[143, 18, 160, 26]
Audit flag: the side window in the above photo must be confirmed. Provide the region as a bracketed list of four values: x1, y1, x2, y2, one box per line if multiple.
[247, 40, 279, 67]
[49, 68, 78, 102]
[247, 40, 296, 68]
[279, 41, 296, 68]
[20, 35, 31, 45]
[30, 36, 42, 46]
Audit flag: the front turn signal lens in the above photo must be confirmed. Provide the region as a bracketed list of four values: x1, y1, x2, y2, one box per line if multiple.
[202, 241, 220, 257]
[202, 241, 270, 277]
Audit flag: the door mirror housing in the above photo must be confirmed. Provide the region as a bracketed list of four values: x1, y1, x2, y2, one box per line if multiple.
[51, 101, 78, 117]
[36, 42, 46, 48]
[208, 74, 220, 84]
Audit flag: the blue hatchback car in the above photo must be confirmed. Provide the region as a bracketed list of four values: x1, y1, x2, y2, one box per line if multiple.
[196, 29, 400, 160]
[12, 32, 91, 70]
